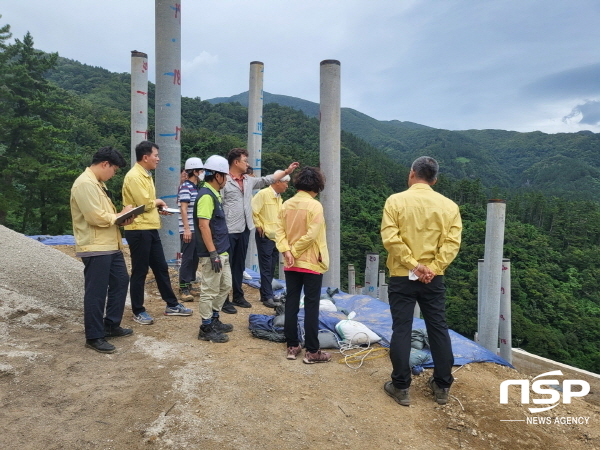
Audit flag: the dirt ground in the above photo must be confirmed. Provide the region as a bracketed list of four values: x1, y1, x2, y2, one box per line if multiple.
[1, 245, 599, 450]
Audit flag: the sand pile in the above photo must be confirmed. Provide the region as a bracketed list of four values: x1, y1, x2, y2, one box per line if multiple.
[0, 225, 84, 316]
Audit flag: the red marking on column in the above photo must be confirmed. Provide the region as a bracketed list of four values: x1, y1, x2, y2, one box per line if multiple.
[139, 111, 143, 114]
[174, 3, 181, 22]
[137, 90, 147, 96]
[175, 126, 182, 140]
[142, 61, 148, 73]
[500, 314, 505, 321]
[502, 265, 508, 270]
[173, 69, 181, 85]
[136, 130, 149, 139]
[500, 287, 505, 294]
[500, 338, 507, 345]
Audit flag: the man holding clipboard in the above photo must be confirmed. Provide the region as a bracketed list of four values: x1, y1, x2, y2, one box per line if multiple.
[70, 147, 136, 353]
[122, 141, 193, 325]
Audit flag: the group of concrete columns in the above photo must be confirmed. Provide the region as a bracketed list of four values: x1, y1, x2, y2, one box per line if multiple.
[130, 1, 342, 286]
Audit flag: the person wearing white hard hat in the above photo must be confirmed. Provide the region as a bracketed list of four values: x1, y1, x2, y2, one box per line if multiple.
[193, 155, 234, 343]
[177, 157, 205, 301]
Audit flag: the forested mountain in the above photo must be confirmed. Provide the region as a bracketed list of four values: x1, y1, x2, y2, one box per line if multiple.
[1, 22, 599, 372]
[211, 92, 600, 200]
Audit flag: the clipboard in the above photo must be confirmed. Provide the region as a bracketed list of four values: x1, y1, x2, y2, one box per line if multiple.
[160, 207, 180, 214]
[115, 204, 145, 225]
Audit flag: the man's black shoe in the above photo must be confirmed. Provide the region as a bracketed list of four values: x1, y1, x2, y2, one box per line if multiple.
[221, 299, 237, 314]
[232, 297, 252, 308]
[104, 326, 134, 338]
[198, 323, 229, 343]
[212, 317, 233, 333]
[261, 298, 281, 308]
[85, 338, 116, 354]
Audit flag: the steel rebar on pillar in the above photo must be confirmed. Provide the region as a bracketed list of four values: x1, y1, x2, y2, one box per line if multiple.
[245, 62, 264, 274]
[155, 0, 182, 262]
[130, 51, 148, 168]
[499, 258, 512, 363]
[319, 60, 341, 289]
[478, 200, 506, 353]
[364, 252, 379, 298]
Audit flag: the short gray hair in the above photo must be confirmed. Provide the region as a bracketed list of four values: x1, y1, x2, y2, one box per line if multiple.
[411, 156, 439, 183]
[274, 170, 290, 182]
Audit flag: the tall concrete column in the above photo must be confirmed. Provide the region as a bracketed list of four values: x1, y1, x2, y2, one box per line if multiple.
[319, 60, 341, 288]
[499, 259, 512, 363]
[155, 0, 182, 262]
[130, 51, 148, 168]
[478, 200, 506, 353]
[245, 61, 264, 274]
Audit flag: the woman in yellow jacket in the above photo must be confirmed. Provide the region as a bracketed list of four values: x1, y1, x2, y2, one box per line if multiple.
[276, 167, 331, 364]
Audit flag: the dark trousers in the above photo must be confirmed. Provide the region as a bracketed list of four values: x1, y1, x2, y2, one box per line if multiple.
[388, 276, 454, 389]
[228, 228, 250, 301]
[284, 270, 323, 353]
[125, 229, 178, 315]
[179, 234, 199, 286]
[81, 252, 129, 339]
[256, 233, 278, 300]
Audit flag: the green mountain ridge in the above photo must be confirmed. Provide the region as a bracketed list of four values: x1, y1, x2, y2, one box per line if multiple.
[209, 91, 600, 201]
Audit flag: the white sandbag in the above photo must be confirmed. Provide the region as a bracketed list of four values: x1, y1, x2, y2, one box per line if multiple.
[335, 318, 381, 345]
[319, 299, 337, 311]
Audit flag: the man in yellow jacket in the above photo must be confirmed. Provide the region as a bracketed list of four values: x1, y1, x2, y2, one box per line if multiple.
[71, 147, 135, 353]
[122, 141, 193, 325]
[380, 156, 462, 406]
[251, 170, 290, 308]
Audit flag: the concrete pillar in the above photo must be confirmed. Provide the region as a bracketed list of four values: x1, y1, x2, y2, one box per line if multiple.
[319, 60, 341, 289]
[155, 0, 182, 262]
[245, 61, 264, 274]
[499, 259, 512, 363]
[364, 252, 379, 298]
[130, 51, 148, 168]
[478, 200, 506, 353]
[379, 283, 389, 304]
[348, 264, 356, 294]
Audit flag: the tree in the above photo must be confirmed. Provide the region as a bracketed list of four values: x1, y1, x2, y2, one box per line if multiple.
[0, 31, 77, 233]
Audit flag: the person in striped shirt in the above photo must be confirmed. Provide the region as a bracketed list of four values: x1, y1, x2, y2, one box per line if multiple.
[178, 157, 205, 301]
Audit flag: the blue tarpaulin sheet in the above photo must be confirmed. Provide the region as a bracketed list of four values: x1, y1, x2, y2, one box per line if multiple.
[28, 235, 128, 246]
[249, 284, 513, 369]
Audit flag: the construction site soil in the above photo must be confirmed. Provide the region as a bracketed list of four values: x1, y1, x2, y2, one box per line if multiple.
[0, 226, 598, 449]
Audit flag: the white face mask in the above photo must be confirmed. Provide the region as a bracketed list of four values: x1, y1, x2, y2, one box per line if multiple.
[198, 171, 205, 181]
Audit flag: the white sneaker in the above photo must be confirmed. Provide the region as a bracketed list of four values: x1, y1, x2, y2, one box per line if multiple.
[243, 271, 252, 280]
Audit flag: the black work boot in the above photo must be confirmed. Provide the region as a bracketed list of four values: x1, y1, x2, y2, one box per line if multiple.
[197, 323, 229, 343]
[85, 338, 116, 354]
[429, 376, 450, 405]
[212, 317, 233, 333]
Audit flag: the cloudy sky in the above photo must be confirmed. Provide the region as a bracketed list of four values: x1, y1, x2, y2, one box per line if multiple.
[2, 1, 600, 133]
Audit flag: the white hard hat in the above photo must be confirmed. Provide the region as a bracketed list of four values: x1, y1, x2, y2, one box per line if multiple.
[203, 155, 229, 174]
[184, 157, 204, 170]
